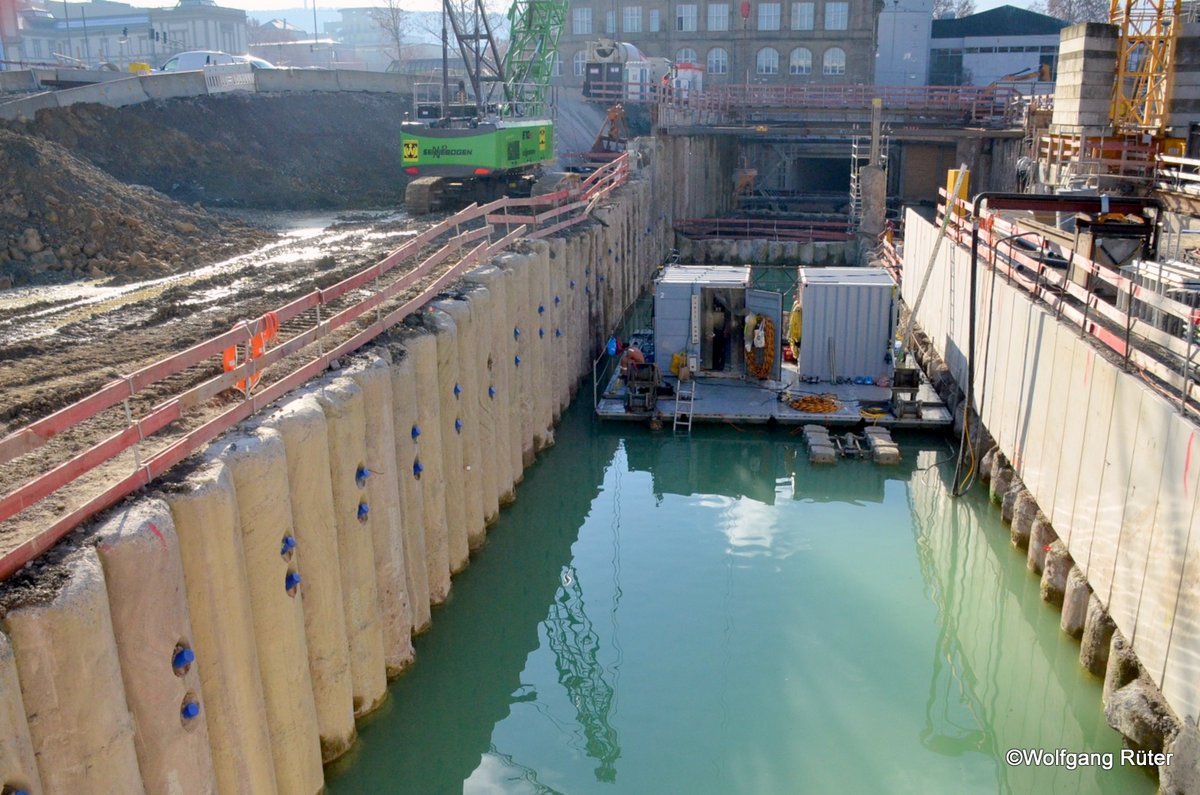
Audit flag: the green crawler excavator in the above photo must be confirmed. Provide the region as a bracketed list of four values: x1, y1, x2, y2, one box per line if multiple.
[401, 0, 566, 214]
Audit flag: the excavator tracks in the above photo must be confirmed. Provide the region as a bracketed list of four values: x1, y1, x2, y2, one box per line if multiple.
[404, 176, 444, 215]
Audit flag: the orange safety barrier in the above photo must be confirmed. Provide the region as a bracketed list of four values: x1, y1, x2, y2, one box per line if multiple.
[222, 311, 280, 391]
[0, 152, 632, 582]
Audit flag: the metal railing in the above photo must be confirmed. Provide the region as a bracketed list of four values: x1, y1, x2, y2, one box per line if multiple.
[932, 188, 1200, 419]
[581, 82, 1026, 128]
[0, 153, 632, 581]
[674, 216, 853, 242]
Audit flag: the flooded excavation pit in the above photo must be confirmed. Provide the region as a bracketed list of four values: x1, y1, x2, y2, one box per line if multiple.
[326, 400, 1155, 794]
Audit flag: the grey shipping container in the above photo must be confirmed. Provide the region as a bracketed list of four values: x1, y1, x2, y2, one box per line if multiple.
[797, 267, 897, 383]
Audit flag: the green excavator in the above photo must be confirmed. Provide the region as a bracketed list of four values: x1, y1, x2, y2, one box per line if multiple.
[401, 0, 566, 214]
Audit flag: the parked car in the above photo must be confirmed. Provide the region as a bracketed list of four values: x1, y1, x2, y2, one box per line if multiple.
[158, 51, 237, 71]
[233, 55, 277, 70]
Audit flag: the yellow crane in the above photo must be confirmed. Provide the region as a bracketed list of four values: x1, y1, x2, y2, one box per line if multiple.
[1109, 0, 1181, 137]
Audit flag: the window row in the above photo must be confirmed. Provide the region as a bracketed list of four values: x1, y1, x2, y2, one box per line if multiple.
[930, 45, 1058, 55]
[570, 2, 849, 35]
[567, 46, 847, 77]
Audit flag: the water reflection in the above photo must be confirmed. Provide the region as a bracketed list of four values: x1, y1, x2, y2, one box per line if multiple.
[330, 414, 1154, 794]
[545, 566, 620, 782]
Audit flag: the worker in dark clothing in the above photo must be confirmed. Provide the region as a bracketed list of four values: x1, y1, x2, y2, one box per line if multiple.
[711, 295, 731, 371]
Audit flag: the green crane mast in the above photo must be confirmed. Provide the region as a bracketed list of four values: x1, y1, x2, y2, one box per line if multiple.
[401, 0, 566, 214]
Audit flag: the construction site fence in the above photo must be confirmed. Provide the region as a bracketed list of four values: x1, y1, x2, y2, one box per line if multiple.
[933, 188, 1200, 422]
[0, 153, 632, 581]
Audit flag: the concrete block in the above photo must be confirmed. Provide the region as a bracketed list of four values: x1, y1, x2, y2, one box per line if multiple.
[497, 253, 527, 488]
[1040, 539, 1073, 607]
[6, 549, 144, 794]
[254, 67, 340, 92]
[1105, 678, 1178, 756]
[383, 339, 432, 633]
[1162, 720, 1200, 795]
[0, 92, 58, 121]
[1010, 490, 1038, 548]
[209, 430, 324, 795]
[434, 298, 487, 551]
[465, 269, 513, 504]
[810, 444, 837, 464]
[1000, 478, 1023, 524]
[427, 307, 470, 573]
[990, 465, 1015, 506]
[0, 69, 37, 92]
[872, 443, 902, 465]
[459, 276, 505, 522]
[405, 328, 451, 605]
[164, 462, 277, 795]
[346, 355, 416, 677]
[260, 393, 355, 761]
[95, 500, 216, 793]
[529, 242, 556, 452]
[1061, 566, 1091, 638]
[140, 70, 207, 100]
[314, 378, 388, 716]
[0, 631, 41, 795]
[334, 70, 412, 93]
[1083, 594, 1118, 677]
[1104, 631, 1143, 703]
[54, 76, 149, 109]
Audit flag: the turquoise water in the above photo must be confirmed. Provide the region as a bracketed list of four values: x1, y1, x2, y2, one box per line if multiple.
[327, 401, 1156, 794]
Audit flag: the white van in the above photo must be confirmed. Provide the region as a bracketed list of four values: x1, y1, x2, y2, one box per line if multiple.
[158, 51, 237, 71]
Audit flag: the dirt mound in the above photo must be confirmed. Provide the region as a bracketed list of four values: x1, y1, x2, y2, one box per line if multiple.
[7, 91, 414, 210]
[0, 128, 271, 287]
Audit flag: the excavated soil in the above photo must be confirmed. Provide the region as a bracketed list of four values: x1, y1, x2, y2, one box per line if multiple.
[0, 90, 461, 558]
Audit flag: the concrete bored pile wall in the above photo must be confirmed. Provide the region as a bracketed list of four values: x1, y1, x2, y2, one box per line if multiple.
[902, 210, 1200, 791]
[0, 142, 683, 792]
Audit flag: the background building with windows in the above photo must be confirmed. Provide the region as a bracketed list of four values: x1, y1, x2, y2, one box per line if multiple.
[874, 0, 929, 86]
[13, 0, 246, 69]
[557, 0, 883, 89]
[928, 5, 1066, 86]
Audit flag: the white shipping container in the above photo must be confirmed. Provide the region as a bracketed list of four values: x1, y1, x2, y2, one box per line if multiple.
[797, 267, 897, 383]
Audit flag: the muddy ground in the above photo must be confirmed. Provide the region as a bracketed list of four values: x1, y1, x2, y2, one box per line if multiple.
[0, 92, 417, 288]
[0, 89, 611, 561]
[0, 90, 447, 553]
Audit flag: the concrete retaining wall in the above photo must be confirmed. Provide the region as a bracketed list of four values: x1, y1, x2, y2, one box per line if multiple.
[0, 134, 680, 791]
[6, 548, 144, 794]
[94, 500, 215, 794]
[903, 209, 1200, 781]
[678, 238, 855, 267]
[165, 461, 278, 795]
[258, 394, 356, 761]
[0, 67, 416, 121]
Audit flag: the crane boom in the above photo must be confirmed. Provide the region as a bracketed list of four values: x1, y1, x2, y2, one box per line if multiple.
[400, 0, 566, 213]
[502, 0, 567, 117]
[1110, 0, 1181, 136]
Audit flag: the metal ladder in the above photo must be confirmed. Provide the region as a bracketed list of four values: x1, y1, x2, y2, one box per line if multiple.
[673, 381, 695, 434]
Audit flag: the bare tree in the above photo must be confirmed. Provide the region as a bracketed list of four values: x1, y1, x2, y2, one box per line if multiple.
[371, 0, 409, 62]
[932, 0, 976, 18]
[1027, 0, 1109, 22]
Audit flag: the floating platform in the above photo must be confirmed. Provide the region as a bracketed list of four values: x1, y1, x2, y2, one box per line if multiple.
[595, 366, 953, 428]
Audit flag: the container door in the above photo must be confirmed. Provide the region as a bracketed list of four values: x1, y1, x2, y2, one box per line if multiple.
[745, 288, 782, 382]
